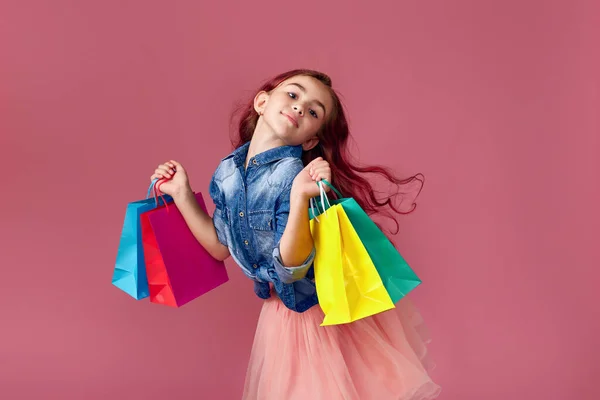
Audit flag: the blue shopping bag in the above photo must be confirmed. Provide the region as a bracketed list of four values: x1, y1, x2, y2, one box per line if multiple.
[112, 179, 172, 300]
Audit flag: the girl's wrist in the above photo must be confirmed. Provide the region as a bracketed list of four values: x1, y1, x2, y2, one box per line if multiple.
[172, 185, 193, 204]
[290, 187, 311, 207]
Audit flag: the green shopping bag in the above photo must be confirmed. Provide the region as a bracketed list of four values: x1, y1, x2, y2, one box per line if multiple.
[309, 179, 422, 304]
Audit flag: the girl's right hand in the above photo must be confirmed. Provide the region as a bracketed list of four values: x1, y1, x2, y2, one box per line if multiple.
[150, 160, 191, 199]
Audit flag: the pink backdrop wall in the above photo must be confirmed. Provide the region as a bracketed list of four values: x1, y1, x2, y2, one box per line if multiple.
[1, 1, 598, 399]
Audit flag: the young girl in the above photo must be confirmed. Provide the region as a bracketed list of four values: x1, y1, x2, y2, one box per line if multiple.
[150, 69, 441, 400]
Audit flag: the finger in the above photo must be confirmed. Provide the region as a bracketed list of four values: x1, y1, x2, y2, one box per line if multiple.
[157, 164, 168, 173]
[156, 168, 170, 178]
[316, 173, 332, 185]
[151, 172, 167, 179]
[166, 161, 178, 172]
[311, 166, 330, 179]
[313, 170, 331, 183]
[158, 165, 175, 175]
[311, 161, 329, 173]
[305, 157, 323, 171]
[312, 164, 330, 173]
[308, 160, 327, 176]
[315, 174, 331, 183]
[310, 168, 320, 179]
[154, 168, 171, 179]
[169, 160, 183, 171]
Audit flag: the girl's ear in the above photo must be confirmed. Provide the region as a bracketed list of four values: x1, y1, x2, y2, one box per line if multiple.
[254, 91, 269, 115]
[302, 137, 320, 151]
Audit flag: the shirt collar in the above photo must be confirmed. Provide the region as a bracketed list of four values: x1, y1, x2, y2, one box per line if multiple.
[225, 142, 303, 168]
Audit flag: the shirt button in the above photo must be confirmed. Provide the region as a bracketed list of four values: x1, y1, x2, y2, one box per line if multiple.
[253, 264, 258, 269]
[244, 240, 249, 245]
[252, 159, 258, 165]
[239, 211, 244, 217]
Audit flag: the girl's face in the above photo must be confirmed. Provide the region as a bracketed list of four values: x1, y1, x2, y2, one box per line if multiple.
[254, 75, 334, 150]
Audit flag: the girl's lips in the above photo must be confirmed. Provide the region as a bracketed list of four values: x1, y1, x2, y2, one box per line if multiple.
[282, 112, 298, 128]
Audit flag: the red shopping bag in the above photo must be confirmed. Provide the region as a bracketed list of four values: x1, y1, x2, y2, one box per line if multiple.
[140, 185, 229, 307]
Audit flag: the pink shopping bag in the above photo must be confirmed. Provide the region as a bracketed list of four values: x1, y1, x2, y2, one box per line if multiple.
[141, 189, 229, 307]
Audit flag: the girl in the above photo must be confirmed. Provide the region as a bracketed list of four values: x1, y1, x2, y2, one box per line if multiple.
[150, 69, 441, 400]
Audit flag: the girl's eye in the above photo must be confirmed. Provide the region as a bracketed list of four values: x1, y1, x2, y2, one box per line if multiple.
[288, 92, 318, 118]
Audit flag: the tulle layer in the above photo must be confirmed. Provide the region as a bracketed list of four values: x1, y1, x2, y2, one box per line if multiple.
[242, 295, 441, 400]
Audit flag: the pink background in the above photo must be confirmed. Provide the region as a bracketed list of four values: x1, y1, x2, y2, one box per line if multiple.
[1, 1, 598, 399]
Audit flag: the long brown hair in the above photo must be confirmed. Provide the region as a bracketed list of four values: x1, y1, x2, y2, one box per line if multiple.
[230, 69, 424, 235]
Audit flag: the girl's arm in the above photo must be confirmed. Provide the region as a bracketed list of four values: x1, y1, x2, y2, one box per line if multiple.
[152, 160, 230, 262]
[278, 157, 331, 267]
[278, 191, 314, 266]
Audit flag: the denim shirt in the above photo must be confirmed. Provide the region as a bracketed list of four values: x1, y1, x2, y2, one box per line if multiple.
[208, 142, 319, 313]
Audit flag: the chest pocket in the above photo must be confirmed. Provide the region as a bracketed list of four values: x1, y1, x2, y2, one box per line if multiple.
[248, 210, 275, 260]
[249, 210, 274, 230]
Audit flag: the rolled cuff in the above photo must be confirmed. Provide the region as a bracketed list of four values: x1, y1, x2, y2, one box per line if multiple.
[212, 208, 228, 247]
[272, 245, 315, 284]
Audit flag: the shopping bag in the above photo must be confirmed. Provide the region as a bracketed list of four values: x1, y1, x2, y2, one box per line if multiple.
[310, 180, 422, 304]
[112, 181, 172, 300]
[309, 200, 395, 326]
[141, 182, 229, 308]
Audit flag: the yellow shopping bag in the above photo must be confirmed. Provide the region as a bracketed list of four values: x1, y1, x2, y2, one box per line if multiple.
[310, 203, 395, 326]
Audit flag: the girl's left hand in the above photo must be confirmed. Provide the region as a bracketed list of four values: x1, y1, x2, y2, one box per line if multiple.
[291, 157, 331, 200]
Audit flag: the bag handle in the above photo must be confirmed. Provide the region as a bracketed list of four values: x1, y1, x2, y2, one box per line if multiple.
[308, 180, 343, 222]
[310, 197, 320, 223]
[318, 181, 331, 211]
[309, 180, 333, 223]
[147, 178, 170, 211]
[318, 179, 343, 199]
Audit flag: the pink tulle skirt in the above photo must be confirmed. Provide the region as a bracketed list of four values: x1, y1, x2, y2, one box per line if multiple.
[242, 293, 441, 400]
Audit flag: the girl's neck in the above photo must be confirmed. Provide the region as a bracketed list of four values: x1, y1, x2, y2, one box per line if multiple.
[245, 124, 285, 168]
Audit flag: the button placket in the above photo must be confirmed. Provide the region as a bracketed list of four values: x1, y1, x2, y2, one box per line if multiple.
[236, 166, 252, 255]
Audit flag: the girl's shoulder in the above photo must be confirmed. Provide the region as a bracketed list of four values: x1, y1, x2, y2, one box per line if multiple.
[211, 155, 237, 184]
[265, 157, 304, 188]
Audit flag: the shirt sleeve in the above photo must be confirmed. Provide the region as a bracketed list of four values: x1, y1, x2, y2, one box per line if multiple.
[273, 244, 315, 284]
[272, 178, 315, 284]
[209, 174, 228, 248]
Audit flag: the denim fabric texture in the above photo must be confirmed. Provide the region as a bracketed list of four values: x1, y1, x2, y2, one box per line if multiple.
[209, 142, 318, 312]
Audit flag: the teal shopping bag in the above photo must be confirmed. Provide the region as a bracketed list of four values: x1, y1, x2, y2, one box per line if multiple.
[112, 179, 172, 300]
[309, 180, 422, 304]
